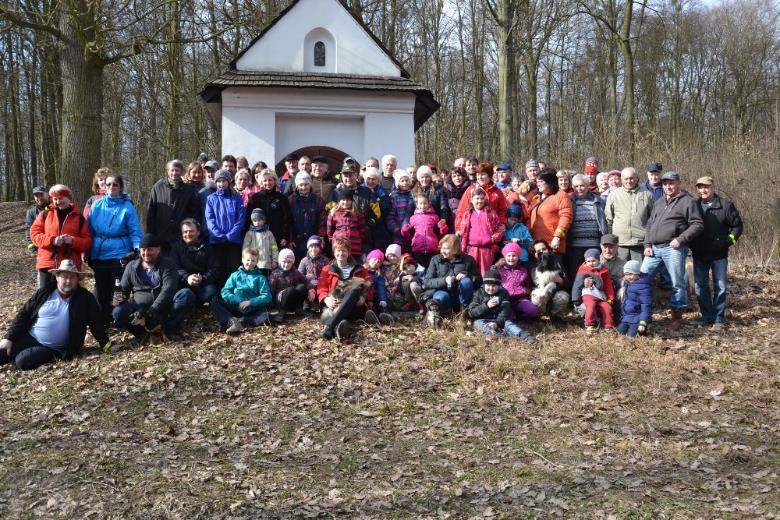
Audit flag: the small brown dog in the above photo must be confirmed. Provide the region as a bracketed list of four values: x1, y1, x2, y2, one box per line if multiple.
[130, 309, 167, 344]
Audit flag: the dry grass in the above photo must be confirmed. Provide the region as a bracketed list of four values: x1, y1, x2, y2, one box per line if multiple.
[0, 202, 778, 518]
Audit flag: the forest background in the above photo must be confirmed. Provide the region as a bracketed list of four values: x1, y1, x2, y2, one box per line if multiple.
[1, 0, 778, 264]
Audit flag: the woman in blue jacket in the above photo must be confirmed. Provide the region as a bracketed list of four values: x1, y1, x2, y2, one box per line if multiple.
[87, 173, 143, 323]
[205, 170, 245, 286]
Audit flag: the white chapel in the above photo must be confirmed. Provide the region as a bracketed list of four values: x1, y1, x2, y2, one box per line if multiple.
[200, 0, 440, 172]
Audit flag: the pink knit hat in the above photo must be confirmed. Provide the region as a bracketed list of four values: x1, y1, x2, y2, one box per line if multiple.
[501, 242, 522, 257]
[366, 249, 385, 263]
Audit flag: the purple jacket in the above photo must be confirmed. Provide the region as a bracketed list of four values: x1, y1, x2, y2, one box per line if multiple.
[269, 267, 306, 296]
[401, 208, 448, 254]
[298, 254, 330, 289]
[497, 261, 533, 300]
[387, 190, 415, 246]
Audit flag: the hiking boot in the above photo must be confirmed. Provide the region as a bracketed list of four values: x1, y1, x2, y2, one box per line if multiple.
[670, 309, 683, 331]
[585, 325, 598, 335]
[320, 325, 335, 339]
[226, 317, 245, 335]
[711, 322, 725, 331]
[272, 312, 285, 325]
[378, 312, 395, 326]
[364, 309, 380, 324]
[334, 320, 352, 340]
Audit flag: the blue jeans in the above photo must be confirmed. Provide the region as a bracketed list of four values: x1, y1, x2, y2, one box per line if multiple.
[641, 245, 688, 310]
[694, 257, 728, 324]
[166, 285, 217, 335]
[474, 319, 532, 339]
[210, 297, 269, 327]
[617, 321, 641, 337]
[431, 277, 474, 312]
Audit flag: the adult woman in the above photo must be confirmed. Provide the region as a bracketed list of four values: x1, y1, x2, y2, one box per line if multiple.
[421, 234, 481, 325]
[564, 173, 607, 284]
[245, 169, 293, 247]
[184, 161, 205, 191]
[556, 170, 573, 195]
[288, 171, 326, 261]
[86, 173, 143, 323]
[454, 162, 508, 231]
[83, 167, 112, 218]
[528, 169, 573, 263]
[413, 165, 450, 223]
[235, 169, 255, 206]
[600, 170, 621, 203]
[316, 236, 375, 340]
[30, 184, 92, 288]
[443, 167, 470, 231]
[206, 170, 246, 285]
[362, 167, 392, 252]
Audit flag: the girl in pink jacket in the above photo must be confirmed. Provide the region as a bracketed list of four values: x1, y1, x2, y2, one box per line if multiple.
[458, 187, 505, 275]
[402, 195, 448, 269]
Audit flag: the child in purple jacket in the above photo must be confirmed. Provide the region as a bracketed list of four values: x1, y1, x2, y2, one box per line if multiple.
[297, 235, 329, 313]
[496, 242, 539, 319]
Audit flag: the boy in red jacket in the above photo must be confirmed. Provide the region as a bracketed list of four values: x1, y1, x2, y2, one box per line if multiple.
[571, 248, 615, 333]
[326, 190, 366, 259]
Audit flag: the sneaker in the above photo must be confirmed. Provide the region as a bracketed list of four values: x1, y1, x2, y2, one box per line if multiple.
[334, 320, 351, 340]
[226, 317, 245, 335]
[364, 309, 380, 324]
[311, 300, 321, 313]
[378, 312, 394, 326]
[320, 325, 334, 339]
[585, 325, 598, 335]
[522, 334, 537, 345]
[711, 322, 725, 331]
[272, 312, 285, 325]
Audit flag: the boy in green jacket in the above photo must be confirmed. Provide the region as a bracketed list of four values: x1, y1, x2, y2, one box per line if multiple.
[210, 247, 272, 334]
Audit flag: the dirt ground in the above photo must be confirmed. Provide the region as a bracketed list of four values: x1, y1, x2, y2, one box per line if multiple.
[0, 201, 777, 518]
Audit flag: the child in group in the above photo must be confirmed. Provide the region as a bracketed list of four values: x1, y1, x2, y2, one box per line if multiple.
[243, 208, 278, 276]
[458, 187, 505, 275]
[387, 169, 416, 250]
[211, 247, 272, 334]
[298, 235, 330, 313]
[288, 172, 326, 261]
[381, 244, 405, 310]
[269, 248, 308, 324]
[496, 243, 539, 320]
[364, 249, 394, 324]
[571, 248, 616, 333]
[326, 190, 367, 259]
[503, 202, 532, 262]
[467, 269, 536, 343]
[616, 260, 653, 337]
[398, 253, 424, 312]
[401, 194, 448, 269]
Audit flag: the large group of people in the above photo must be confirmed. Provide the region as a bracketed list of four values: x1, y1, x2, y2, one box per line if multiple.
[3, 152, 743, 371]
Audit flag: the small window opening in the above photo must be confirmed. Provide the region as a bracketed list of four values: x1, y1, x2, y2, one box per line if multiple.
[314, 41, 325, 66]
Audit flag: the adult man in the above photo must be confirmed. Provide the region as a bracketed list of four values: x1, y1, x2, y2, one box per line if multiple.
[202, 160, 219, 182]
[381, 154, 398, 193]
[25, 186, 49, 255]
[169, 219, 220, 339]
[599, 234, 626, 291]
[145, 159, 200, 253]
[278, 153, 299, 194]
[1, 260, 110, 370]
[311, 155, 337, 203]
[690, 176, 743, 329]
[641, 162, 664, 200]
[464, 157, 479, 182]
[363, 156, 379, 170]
[524, 160, 540, 182]
[453, 157, 466, 169]
[641, 171, 703, 330]
[221, 155, 237, 175]
[113, 234, 179, 343]
[605, 167, 654, 261]
[298, 155, 312, 173]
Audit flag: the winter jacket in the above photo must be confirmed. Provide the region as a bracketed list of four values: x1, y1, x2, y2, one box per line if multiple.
[269, 267, 307, 296]
[619, 274, 653, 325]
[327, 208, 367, 258]
[245, 189, 293, 245]
[455, 182, 508, 230]
[568, 192, 608, 249]
[169, 239, 219, 288]
[640, 180, 663, 200]
[387, 190, 415, 246]
[367, 269, 389, 306]
[497, 261, 533, 300]
[145, 179, 200, 244]
[30, 204, 91, 271]
[644, 191, 704, 248]
[443, 180, 471, 229]
[467, 287, 514, 327]
[312, 176, 337, 204]
[197, 184, 216, 240]
[366, 185, 393, 253]
[503, 223, 533, 262]
[316, 259, 375, 304]
[119, 256, 179, 316]
[572, 263, 616, 303]
[422, 253, 482, 301]
[402, 208, 448, 254]
[604, 187, 654, 247]
[221, 266, 272, 312]
[87, 194, 143, 261]
[529, 190, 574, 254]
[298, 254, 330, 289]
[458, 207, 504, 248]
[289, 191, 326, 259]
[690, 194, 743, 261]
[25, 204, 48, 248]
[4, 283, 110, 358]
[243, 229, 279, 270]
[205, 188, 245, 245]
[413, 184, 450, 222]
[504, 190, 531, 223]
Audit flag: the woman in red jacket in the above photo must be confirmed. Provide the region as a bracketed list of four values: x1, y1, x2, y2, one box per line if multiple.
[30, 184, 92, 289]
